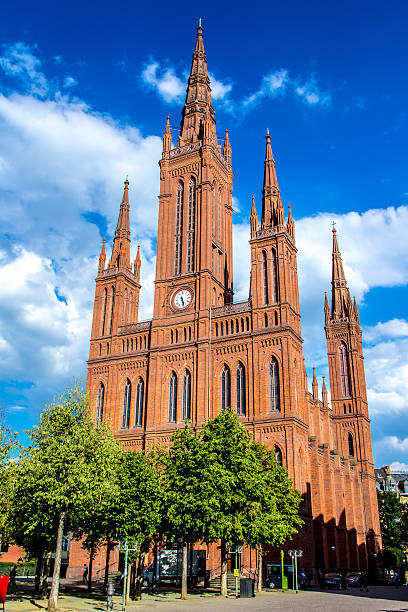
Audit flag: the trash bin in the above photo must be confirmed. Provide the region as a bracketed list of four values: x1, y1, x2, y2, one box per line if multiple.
[240, 577, 255, 597]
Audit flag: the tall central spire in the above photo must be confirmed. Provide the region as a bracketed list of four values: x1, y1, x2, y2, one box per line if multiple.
[329, 228, 357, 321]
[179, 23, 216, 145]
[109, 179, 131, 270]
[261, 132, 283, 228]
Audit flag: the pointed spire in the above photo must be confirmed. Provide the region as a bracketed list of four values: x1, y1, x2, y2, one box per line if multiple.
[353, 296, 360, 324]
[331, 227, 353, 321]
[134, 244, 141, 282]
[286, 204, 295, 239]
[324, 291, 330, 325]
[322, 376, 328, 407]
[261, 131, 283, 229]
[312, 367, 319, 401]
[98, 237, 106, 275]
[162, 115, 172, 154]
[109, 179, 131, 270]
[250, 195, 258, 237]
[179, 23, 215, 144]
[223, 129, 231, 164]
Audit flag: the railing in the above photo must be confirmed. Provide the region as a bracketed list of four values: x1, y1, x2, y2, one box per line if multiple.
[118, 320, 151, 335]
[169, 141, 202, 158]
[211, 300, 250, 317]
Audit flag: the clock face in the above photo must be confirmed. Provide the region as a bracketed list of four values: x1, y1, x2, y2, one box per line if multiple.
[173, 289, 192, 309]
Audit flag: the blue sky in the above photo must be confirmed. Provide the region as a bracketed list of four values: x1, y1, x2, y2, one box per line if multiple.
[0, 0, 408, 468]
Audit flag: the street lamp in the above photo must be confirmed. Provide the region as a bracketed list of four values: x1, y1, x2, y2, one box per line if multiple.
[288, 550, 303, 593]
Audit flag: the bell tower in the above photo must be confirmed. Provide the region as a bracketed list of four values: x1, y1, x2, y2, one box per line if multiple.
[153, 24, 234, 324]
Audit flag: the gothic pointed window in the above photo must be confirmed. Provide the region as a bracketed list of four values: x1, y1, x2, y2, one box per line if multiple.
[262, 250, 269, 304]
[271, 249, 278, 303]
[96, 382, 105, 425]
[135, 378, 144, 428]
[108, 286, 115, 335]
[269, 357, 280, 412]
[338, 342, 351, 397]
[348, 433, 354, 457]
[274, 445, 283, 465]
[182, 370, 191, 420]
[122, 379, 131, 428]
[169, 372, 177, 422]
[174, 182, 184, 275]
[221, 364, 231, 410]
[236, 362, 246, 416]
[101, 287, 107, 336]
[187, 177, 196, 272]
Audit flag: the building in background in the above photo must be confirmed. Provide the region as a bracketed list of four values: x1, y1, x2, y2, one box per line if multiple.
[68, 24, 382, 582]
[376, 466, 408, 504]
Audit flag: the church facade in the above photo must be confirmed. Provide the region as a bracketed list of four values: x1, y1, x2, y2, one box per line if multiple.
[76, 25, 381, 580]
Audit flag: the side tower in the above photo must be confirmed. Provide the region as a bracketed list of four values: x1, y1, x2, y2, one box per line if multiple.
[324, 228, 381, 566]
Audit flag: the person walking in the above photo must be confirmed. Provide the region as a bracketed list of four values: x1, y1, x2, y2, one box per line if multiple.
[360, 572, 368, 592]
[82, 564, 88, 584]
[9, 566, 16, 586]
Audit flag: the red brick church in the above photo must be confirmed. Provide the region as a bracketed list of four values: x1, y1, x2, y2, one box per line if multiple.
[69, 24, 381, 581]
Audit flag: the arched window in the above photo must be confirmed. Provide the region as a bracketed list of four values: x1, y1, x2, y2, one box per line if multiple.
[262, 250, 269, 304]
[264, 312, 268, 327]
[293, 360, 298, 414]
[269, 357, 280, 412]
[174, 182, 184, 275]
[348, 433, 354, 457]
[108, 286, 115, 335]
[213, 287, 216, 305]
[220, 321, 224, 336]
[271, 249, 278, 303]
[182, 370, 191, 420]
[122, 379, 131, 428]
[168, 372, 177, 422]
[231, 320, 234, 334]
[122, 288, 128, 324]
[96, 383, 104, 424]
[246, 317, 250, 331]
[101, 287, 107, 335]
[135, 378, 144, 428]
[128, 291, 133, 323]
[274, 445, 283, 465]
[175, 329, 178, 343]
[241, 318, 244, 332]
[236, 362, 246, 416]
[226, 321, 229, 335]
[215, 322, 219, 337]
[184, 327, 187, 342]
[99, 343, 102, 356]
[106, 342, 110, 355]
[221, 364, 231, 410]
[274, 311, 279, 325]
[186, 178, 196, 272]
[189, 326, 192, 341]
[298, 449, 303, 491]
[338, 342, 351, 397]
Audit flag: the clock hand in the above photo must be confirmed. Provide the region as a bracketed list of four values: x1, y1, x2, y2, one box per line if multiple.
[180, 296, 184, 306]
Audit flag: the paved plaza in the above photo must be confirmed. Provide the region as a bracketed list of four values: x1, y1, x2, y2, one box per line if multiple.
[4, 586, 408, 612]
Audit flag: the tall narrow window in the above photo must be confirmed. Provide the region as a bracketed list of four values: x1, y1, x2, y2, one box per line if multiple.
[96, 382, 105, 424]
[271, 249, 278, 303]
[101, 287, 107, 336]
[108, 286, 115, 335]
[122, 379, 131, 428]
[339, 342, 351, 397]
[122, 288, 128, 324]
[169, 372, 177, 422]
[236, 362, 246, 416]
[182, 370, 191, 420]
[174, 182, 184, 275]
[221, 364, 231, 410]
[269, 357, 280, 412]
[274, 445, 283, 465]
[348, 433, 354, 457]
[135, 378, 144, 428]
[218, 189, 223, 244]
[186, 178, 196, 272]
[262, 250, 269, 304]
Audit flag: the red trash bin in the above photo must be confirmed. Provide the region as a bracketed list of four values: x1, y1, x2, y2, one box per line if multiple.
[0, 575, 9, 610]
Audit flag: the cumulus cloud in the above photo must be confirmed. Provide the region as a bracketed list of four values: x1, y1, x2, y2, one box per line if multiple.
[141, 61, 185, 103]
[364, 318, 408, 343]
[389, 461, 408, 472]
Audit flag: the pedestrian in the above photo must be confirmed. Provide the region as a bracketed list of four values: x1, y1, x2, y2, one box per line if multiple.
[9, 566, 16, 586]
[360, 571, 368, 592]
[83, 564, 88, 584]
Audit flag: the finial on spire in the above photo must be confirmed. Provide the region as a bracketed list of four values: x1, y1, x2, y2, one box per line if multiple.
[163, 115, 172, 153]
[266, 127, 269, 135]
[332, 220, 336, 231]
[198, 17, 202, 27]
[134, 243, 141, 282]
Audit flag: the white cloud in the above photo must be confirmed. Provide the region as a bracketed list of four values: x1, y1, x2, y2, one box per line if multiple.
[389, 461, 408, 472]
[141, 61, 185, 104]
[295, 77, 331, 107]
[378, 436, 408, 454]
[63, 76, 78, 88]
[364, 318, 408, 343]
[0, 42, 48, 97]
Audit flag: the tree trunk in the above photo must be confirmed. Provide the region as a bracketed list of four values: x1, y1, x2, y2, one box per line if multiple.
[87, 539, 95, 592]
[220, 540, 228, 597]
[103, 537, 111, 595]
[181, 540, 188, 599]
[257, 546, 263, 593]
[133, 552, 144, 601]
[48, 510, 65, 611]
[34, 551, 43, 594]
[125, 563, 131, 605]
[40, 554, 50, 599]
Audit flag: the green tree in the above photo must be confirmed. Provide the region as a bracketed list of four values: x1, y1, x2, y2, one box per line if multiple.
[201, 409, 301, 595]
[0, 408, 18, 552]
[8, 384, 121, 610]
[115, 449, 164, 601]
[377, 490, 403, 549]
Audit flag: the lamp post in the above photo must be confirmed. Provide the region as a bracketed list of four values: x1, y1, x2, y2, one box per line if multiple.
[118, 541, 138, 612]
[288, 550, 303, 593]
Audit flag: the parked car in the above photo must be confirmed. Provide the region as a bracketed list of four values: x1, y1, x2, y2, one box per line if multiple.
[321, 572, 343, 589]
[265, 564, 309, 589]
[345, 572, 362, 587]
